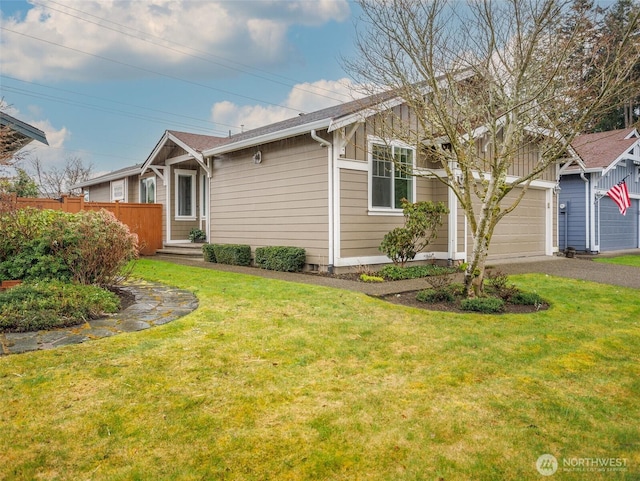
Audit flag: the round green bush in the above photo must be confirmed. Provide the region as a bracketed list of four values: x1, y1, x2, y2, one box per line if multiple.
[416, 288, 455, 303]
[460, 296, 505, 313]
[0, 208, 138, 285]
[510, 291, 545, 305]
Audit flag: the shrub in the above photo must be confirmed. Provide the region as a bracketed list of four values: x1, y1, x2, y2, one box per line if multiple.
[510, 291, 545, 306]
[360, 274, 385, 283]
[485, 270, 518, 300]
[255, 246, 306, 272]
[202, 244, 216, 263]
[211, 244, 251, 266]
[460, 297, 505, 313]
[67, 210, 138, 285]
[379, 264, 455, 281]
[189, 228, 206, 243]
[379, 199, 448, 266]
[416, 288, 455, 303]
[0, 208, 138, 284]
[0, 281, 120, 332]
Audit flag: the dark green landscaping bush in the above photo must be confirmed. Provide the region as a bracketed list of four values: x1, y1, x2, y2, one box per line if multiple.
[211, 244, 251, 266]
[460, 296, 505, 313]
[254, 246, 306, 272]
[510, 291, 545, 306]
[0, 281, 120, 332]
[416, 288, 455, 303]
[202, 244, 216, 263]
[379, 264, 455, 280]
[0, 208, 138, 285]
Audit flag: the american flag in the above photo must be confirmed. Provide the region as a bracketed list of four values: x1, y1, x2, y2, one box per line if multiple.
[606, 180, 631, 215]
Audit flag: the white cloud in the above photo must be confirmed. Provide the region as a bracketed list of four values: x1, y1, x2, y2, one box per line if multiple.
[7, 111, 73, 168]
[211, 78, 361, 133]
[0, 0, 350, 82]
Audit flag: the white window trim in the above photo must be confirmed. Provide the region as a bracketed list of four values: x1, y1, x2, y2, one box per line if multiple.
[200, 173, 207, 218]
[174, 169, 196, 220]
[367, 136, 416, 214]
[139, 176, 156, 204]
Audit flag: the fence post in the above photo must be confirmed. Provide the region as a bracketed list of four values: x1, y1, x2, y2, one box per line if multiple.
[115, 200, 120, 220]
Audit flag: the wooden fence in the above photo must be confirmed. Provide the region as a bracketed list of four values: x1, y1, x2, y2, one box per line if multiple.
[2, 194, 162, 256]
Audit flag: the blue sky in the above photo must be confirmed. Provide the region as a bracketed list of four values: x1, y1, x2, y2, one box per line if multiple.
[0, 0, 359, 176]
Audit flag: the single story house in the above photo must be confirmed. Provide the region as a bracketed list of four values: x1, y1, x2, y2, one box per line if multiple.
[558, 128, 640, 253]
[75, 91, 564, 272]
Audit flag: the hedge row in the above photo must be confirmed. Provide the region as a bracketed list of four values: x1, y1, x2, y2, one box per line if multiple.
[255, 246, 306, 272]
[202, 244, 306, 272]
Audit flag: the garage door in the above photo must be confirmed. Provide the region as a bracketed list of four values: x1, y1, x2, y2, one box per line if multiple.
[479, 188, 547, 258]
[600, 197, 639, 251]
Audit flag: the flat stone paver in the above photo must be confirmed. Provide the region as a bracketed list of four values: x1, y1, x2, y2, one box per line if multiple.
[0, 280, 198, 356]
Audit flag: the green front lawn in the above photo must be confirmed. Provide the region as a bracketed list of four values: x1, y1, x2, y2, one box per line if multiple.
[1, 259, 638, 480]
[594, 255, 640, 267]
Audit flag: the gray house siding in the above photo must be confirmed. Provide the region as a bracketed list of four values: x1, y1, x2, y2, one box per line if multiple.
[558, 175, 588, 252]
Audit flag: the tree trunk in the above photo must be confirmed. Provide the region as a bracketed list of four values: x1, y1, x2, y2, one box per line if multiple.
[464, 210, 495, 297]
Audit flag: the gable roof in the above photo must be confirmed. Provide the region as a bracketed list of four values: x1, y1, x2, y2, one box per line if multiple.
[202, 89, 408, 157]
[167, 130, 227, 153]
[571, 128, 640, 172]
[0, 112, 49, 161]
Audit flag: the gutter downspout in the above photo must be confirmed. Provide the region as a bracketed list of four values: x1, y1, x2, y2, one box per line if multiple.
[311, 129, 334, 273]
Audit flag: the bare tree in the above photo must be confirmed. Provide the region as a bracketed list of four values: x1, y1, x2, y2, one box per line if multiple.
[30, 156, 93, 198]
[346, 0, 639, 296]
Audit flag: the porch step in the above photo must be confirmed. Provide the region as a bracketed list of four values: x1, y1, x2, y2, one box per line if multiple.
[155, 243, 205, 259]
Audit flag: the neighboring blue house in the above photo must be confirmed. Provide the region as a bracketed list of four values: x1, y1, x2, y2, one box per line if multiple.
[558, 128, 640, 253]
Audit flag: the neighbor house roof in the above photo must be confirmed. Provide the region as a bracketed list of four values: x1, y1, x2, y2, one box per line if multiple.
[72, 163, 143, 190]
[0, 111, 49, 161]
[570, 128, 640, 173]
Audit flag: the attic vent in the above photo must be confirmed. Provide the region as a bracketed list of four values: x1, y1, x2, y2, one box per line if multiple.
[253, 150, 262, 164]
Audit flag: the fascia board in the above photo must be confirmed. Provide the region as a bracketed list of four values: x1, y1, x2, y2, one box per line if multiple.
[603, 154, 636, 176]
[72, 167, 142, 189]
[141, 131, 172, 174]
[328, 97, 405, 133]
[203, 118, 331, 156]
[167, 132, 204, 162]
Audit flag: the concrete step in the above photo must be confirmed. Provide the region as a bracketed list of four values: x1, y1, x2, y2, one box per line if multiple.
[156, 244, 205, 258]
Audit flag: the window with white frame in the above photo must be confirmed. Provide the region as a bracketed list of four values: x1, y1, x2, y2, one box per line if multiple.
[111, 179, 125, 202]
[174, 169, 196, 219]
[140, 177, 156, 204]
[370, 141, 415, 209]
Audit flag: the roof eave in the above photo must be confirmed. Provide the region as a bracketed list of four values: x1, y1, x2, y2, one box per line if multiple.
[72, 166, 142, 190]
[203, 118, 332, 156]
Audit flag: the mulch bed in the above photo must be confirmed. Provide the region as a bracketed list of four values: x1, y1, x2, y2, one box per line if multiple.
[378, 290, 549, 314]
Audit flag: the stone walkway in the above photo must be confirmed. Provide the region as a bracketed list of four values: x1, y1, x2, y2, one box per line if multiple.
[0, 280, 198, 356]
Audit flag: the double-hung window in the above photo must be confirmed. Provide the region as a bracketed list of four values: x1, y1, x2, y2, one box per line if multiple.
[174, 169, 196, 219]
[370, 141, 415, 210]
[140, 177, 155, 204]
